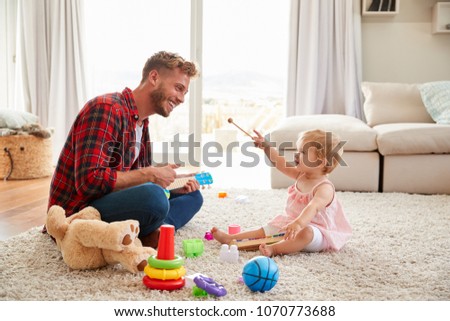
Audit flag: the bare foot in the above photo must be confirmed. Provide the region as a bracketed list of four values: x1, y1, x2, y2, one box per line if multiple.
[210, 226, 233, 244]
[259, 243, 274, 257]
[140, 228, 160, 249]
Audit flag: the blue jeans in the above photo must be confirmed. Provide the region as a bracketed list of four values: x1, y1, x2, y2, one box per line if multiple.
[90, 183, 203, 237]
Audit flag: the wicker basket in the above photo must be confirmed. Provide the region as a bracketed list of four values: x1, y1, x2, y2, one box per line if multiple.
[0, 135, 53, 180]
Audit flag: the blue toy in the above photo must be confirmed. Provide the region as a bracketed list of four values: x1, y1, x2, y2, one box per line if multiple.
[242, 256, 279, 292]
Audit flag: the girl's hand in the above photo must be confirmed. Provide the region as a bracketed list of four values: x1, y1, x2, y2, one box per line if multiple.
[252, 129, 266, 149]
[282, 221, 303, 240]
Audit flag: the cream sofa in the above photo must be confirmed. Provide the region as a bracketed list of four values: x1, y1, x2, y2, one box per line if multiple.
[269, 82, 450, 194]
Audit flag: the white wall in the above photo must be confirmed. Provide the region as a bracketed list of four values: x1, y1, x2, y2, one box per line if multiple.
[361, 0, 450, 83]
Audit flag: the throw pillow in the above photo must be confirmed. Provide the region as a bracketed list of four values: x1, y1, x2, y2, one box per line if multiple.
[361, 82, 434, 127]
[418, 81, 450, 125]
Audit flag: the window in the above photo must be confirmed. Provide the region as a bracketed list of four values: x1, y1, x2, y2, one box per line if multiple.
[84, 0, 190, 144]
[202, 0, 289, 145]
[84, 0, 289, 168]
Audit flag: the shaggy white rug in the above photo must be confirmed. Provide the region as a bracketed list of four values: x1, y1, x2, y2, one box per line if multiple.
[1, 188, 449, 301]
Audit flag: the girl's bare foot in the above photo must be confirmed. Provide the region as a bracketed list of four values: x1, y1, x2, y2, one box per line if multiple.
[210, 227, 233, 244]
[259, 243, 274, 257]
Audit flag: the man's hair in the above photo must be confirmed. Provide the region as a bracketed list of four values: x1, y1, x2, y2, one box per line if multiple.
[141, 51, 199, 83]
[297, 129, 344, 174]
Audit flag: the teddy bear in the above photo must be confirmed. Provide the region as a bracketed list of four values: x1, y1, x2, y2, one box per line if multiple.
[46, 205, 157, 273]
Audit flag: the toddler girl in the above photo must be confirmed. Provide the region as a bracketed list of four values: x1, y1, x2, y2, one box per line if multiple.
[211, 129, 352, 257]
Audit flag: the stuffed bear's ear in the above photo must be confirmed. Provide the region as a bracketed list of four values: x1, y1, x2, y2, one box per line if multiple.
[46, 205, 69, 240]
[68, 206, 102, 222]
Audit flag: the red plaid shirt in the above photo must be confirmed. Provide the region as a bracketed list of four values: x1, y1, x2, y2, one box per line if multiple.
[48, 88, 152, 216]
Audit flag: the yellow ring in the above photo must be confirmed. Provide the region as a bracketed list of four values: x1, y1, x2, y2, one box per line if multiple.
[144, 265, 186, 280]
[147, 254, 184, 269]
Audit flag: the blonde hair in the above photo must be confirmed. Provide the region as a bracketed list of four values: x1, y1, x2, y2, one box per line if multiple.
[297, 129, 344, 174]
[141, 51, 199, 83]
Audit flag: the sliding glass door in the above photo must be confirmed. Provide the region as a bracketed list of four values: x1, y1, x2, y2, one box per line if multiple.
[84, 0, 289, 167]
[202, 0, 289, 146]
[84, 0, 191, 164]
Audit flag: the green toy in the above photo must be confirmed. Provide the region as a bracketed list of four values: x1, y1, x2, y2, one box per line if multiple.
[182, 239, 204, 258]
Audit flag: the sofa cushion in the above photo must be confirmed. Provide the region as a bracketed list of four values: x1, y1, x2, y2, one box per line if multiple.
[269, 114, 377, 152]
[375, 123, 450, 155]
[418, 81, 450, 125]
[361, 82, 434, 127]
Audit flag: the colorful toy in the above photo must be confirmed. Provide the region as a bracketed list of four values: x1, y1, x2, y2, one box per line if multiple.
[166, 172, 213, 190]
[163, 189, 170, 199]
[194, 275, 227, 297]
[228, 224, 241, 234]
[192, 286, 208, 297]
[143, 224, 185, 291]
[147, 254, 184, 269]
[45, 205, 156, 273]
[182, 239, 204, 258]
[204, 231, 214, 240]
[218, 192, 227, 198]
[219, 244, 239, 263]
[185, 273, 208, 288]
[144, 265, 186, 280]
[143, 277, 185, 291]
[231, 233, 285, 251]
[242, 256, 279, 293]
[157, 225, 175, 260]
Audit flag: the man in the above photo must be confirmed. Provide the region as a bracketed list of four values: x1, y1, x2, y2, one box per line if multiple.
[48, 51, 203, 248]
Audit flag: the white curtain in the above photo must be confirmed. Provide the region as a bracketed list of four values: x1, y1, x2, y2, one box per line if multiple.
[0, 0, 18, 109]
[15, 0, 86, 161]
[287, 0, 363, 118]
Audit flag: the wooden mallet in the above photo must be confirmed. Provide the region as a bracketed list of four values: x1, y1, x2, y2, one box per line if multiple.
[227, 118, 253, 139]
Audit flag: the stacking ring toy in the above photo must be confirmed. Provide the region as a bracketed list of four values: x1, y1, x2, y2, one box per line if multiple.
[143, 276, 185, 291]
[194, 275, 227, 297]
[148, 254, 184, 269]
[144, 265, 186, 281]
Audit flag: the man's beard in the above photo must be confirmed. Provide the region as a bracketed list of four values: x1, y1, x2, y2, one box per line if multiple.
[150, 85, 170, 117]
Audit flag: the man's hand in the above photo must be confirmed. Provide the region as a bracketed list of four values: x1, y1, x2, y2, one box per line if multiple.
[171, 178, 201, 194]
[152, 164, 179, 188]
[114, 164, 179, 191]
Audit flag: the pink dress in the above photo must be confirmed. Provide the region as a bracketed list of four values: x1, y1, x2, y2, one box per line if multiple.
[267, 177, 352, 251]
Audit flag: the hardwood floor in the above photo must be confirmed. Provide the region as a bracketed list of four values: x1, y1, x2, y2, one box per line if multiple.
[0, 176, 51, 241]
